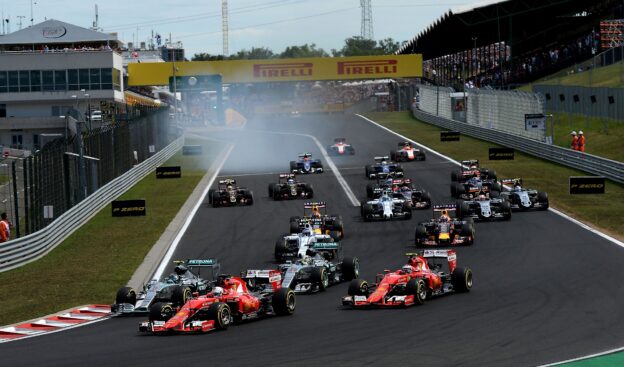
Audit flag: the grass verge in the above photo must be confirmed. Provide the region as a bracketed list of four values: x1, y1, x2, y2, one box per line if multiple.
[365, 112, 624, 240]
[0, 137, 226, 326]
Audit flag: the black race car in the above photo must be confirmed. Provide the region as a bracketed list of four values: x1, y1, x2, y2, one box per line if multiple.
[289, 202, 344, 239]
[268, 173, 314, 200]
[450, 159, 497, 182]
[208, 179, 254, 207]
[365, 156, 404, 180]
[451, 175, 501, 199]
[290, 153, 324, 174]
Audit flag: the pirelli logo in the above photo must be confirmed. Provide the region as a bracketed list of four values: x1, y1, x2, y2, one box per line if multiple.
[489, 147, 514, 160]
[569, 176, 605, 194]
[337, 60, 397, 75]
[253, 63, 313, 78]
[156, 166, 182, 179]
[112, 199, 146, 217]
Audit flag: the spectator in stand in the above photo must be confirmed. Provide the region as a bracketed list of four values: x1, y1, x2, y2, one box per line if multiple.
[570, 131, 578, 150]
[577, 131, 586, 152]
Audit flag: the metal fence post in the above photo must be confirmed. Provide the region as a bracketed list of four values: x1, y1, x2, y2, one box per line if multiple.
[11, 160, 20, 238]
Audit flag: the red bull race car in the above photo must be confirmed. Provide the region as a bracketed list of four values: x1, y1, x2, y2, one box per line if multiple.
[289, 202, 344, 239]
[414, 205, 475, 247]
[327, 138, 355, 155]
[342, 250, 472, 308]
[390, 142, 426, 162]
[139, 271, 295, 334]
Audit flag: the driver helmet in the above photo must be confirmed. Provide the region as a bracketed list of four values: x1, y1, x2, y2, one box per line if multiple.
[401, 265, 413, 274]
[478, 194, 487, 201]
[381, 160, 387, 165]
[212, 286, 224, 297]
[302, 226, 312, 236]
[514, 184, 522, 191]
[408, 256, 419, 266]
[287, 178, 295, 185]
[311, 206, 321, 218]
[440, 215, 449, 223]
[226, 184, 233, 190]
[165, 274, 179, 284]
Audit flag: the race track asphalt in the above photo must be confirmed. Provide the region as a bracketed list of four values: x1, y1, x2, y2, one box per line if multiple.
[2, 114, 624, 367]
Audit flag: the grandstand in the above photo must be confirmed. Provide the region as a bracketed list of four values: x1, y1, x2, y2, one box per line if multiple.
[397, 0, 624, 89]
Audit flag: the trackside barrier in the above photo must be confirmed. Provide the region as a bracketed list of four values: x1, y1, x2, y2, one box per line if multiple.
[412, 109, 624, 184]
[0, 137, 184, 273]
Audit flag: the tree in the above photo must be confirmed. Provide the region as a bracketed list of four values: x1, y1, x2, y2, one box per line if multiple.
[333, 36, 379, 57]
[191, 53, 226, 61]
[377, 38, 401, 55]
[232, 47, 275, 60]
[279, 43, 329, 58]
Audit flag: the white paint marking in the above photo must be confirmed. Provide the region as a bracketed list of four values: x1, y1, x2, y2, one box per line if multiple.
[0, 317, 110, 344]
[152, 144, 235, 281]
[536, 346, 624, 366]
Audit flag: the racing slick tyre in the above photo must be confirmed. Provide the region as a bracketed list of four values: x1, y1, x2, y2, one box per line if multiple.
[538, 192, 549, 210]
[290, 161, 297, 173]
[304, 183, 314, 198]
[489, 169, 497, 180]
[268, 184, 277, 199]
[341, 257, 359, 281]
[208, 189, 215, 204]
[331, 217, 344, 237]
[406, 278, 427, 305]
[414, 225, 428, 247]
[402, 203, 412, 220]
[348, 279, 369, 296]
[172, 285, 192, 306]
[365, 165, 373, 179]
[366, 183, 376, 199]
[390, 151, 397, 161]
[501, 201, 512, 220]
[272, 288, 296, 316]
[115, 287, 137, 305]
[451, 171, 461, 182]
[289, 220, 300, 234]
[453, 183, 465, 198]
[211, 191, 221, 207]
[420, 191, 432, 208]
[329, 230, 341, 242]
[312, 267, 330, 291]
[244, 191, 254, 205]
[207, 302, 231, 330]
[460, 223, 475, 245]
[149, 302, 174, 321]
[451, 267, 473, 293]
[274, 238, 289, 261]
[361, 203, 373, 221]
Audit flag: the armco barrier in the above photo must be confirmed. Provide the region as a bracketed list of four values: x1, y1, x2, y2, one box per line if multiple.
[0, 137, 184, 273]
[412, 109, 624, 184]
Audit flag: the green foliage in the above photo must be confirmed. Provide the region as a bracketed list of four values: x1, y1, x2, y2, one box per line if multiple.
[279, 43, 329, 58]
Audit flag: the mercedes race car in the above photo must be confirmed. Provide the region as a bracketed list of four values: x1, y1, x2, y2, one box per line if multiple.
[279, 248, 359, 293]
[139, 271, 295, 334]
[327, 138, 355, 155]
[342, 250, 472, 308]
[289, 202, 344, 239]
[275, 223, 341, 262]
[498, 178, 549, 210]
[414, 205, 475, 247]
[112, 259, 220, 315]
[268, 173, 314, 200]
[451, 175, 501, 199]
[450, 159, 497, 182]
[390, 141, 426, 162]
[457, 194, 512, 221]
[366, 178, 431, 209]
[208, 179, 254, 207]
[290, 153, 324, 174]
[365, 156, 404, 180]
[361, 189, 412, 221]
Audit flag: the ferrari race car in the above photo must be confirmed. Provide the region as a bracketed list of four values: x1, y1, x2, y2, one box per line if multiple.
[390, 141, 426, 162]
[275, 223, 341, 261]
[112, 259, 220, 315]
[364, 156, 404, 180]
[327, 138, 355, 155]
[414, 205, 475, 247]
[361, 189, 412, 221]
[208, 179, 254, 207]
[366, 178, 431, 209]
[290, 153, 324, 174]
[499, 178, 549, 210]
[457, 194, 512, 221]
[342, 250, 472, 308]
[289, 202, 344, 239]
[450, 159, 497, 182]
[268, 173, 314, 200]
[279, 248, 359, 293]
[139, 271, 295, 334]
[451, 175, 501, 199]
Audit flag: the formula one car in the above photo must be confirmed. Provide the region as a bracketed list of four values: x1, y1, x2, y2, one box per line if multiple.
[290, 153, 324, 174]
[208, 179, 254, 207]
[415, 205, 475, 247]
[365, 156, 404, 180]
[275, 222, 341, 261]
[390, 141, 426, 162]
[289, 202, 344, 239]
[139, 271, 295, 334]
[498, 178, 549, 210]
[456, 193, 512, 221]
[342, 250, 472, 308]
[366, 178, 431, 209]
[361, 189, 412, 221]
[450, 159, 497, 182]
[451, 174, 501, 199]
[112, 259, 220, 315]
[279, 247, 359, 293]
[327, 138, 355, 155]
[268, 173, 314, 200]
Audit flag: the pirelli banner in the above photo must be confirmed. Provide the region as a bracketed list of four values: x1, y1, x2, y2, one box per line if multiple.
[569, 176, 606, 194]
[127, 54, 423, 86]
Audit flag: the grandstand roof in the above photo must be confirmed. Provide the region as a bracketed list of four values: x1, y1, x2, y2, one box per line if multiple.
[0, 19, 120, 46]
[398, 0, 620, 59]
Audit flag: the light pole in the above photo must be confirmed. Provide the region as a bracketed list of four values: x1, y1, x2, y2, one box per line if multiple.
[71, 94, 87, 200]
[84, 92, 91, 130]
[433, 69, 439, 116]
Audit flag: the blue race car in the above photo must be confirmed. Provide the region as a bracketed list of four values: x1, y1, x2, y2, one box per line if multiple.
[290, 153, 324, 174]
[364, 156, 404, 180]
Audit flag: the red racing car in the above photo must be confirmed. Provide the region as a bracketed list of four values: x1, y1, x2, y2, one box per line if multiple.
[390, 142, 426, 162]
[342, 250, 472, 308]
[139, 270, 295, 334]
[327, 138, 355, 155]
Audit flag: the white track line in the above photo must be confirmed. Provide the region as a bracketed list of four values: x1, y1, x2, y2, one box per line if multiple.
[153, 144, 234, 280]
[357, 113, 624, 365]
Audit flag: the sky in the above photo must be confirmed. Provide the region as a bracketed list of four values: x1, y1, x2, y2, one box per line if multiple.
[2, 0, 474, 57]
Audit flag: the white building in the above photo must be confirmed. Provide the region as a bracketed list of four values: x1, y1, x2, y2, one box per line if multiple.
[0, 19, 125, 150]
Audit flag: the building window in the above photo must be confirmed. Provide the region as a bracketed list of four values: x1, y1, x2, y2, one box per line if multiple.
[113, 68, 121, 91]
[79, 69, 89, 90]
[0, 72, 7, 93]
[42, 70, 54, 91]
[101, 68, 112, 90]
[54, 70, 67, 91]
[30, 70, 41, 92]
[89, 68, 101, 90]
[0, 104, 6, 118]
[68, 69, 79, 91]
[8, 71, 18, 92]
[19, 71, 30, 92]
[11, 134, 23, 149]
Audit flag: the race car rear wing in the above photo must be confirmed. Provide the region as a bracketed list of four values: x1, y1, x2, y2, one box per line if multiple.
[433, 204, 457, 211]
[279, 173, 296, 179]
[304, 201, 326, 209]
[218, 179, 236, 185]
[374, 156, 390, 161]
[500, 178, 522, 186]
[410, 250, 457, 273]
[312, 242, 340, 250]
[242, 269, 282, 289]
[298, 153, 313, 158]
[180, 259, 221, 279]
[334, 138, 346, 143]
[460, 160, 480, 170]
